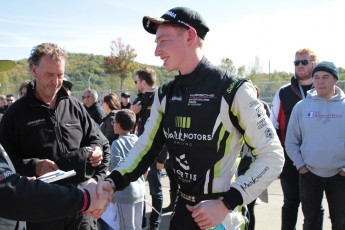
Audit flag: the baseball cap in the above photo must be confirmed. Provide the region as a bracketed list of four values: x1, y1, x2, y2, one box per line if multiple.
[62, 74, 73, 90]
[0, 60, 15, 72]
[143, 7, 210, 40]
[121, 92, 131, 98]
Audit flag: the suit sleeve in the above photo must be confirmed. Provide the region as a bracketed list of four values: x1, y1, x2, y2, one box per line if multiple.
[107, 90, 165, 191]
[0, 151, 85, 221]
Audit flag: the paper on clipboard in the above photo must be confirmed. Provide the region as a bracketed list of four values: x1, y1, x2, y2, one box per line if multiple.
[37, 169, 76, 183]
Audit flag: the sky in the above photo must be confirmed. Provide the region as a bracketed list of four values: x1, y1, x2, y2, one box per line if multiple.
[0, 0, 344, 73]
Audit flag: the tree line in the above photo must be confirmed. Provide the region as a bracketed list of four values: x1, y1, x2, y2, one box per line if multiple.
[1, 39, 344, 102]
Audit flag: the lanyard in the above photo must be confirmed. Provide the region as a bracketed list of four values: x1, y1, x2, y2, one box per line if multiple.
[298, 83, 306, 99]
[298, 83, 313, 99]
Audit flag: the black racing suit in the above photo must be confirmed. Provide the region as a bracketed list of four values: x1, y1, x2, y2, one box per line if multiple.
[0, 146, 88, 230]
[0, 81, 109, 230]
[107, 57, 284, 229]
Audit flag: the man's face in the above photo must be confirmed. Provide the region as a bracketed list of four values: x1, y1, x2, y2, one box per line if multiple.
[121, 96, 129, 105]
[313, 71, 337, 99]
[6, 96, 15, 105]
[294, 54, 315, 81]
[134, 75, 145, 93]
[19, 87, 27, 98]
[82, 93, 93, 108]
[31, 55, 64, 102]
[154, 24, 188, 73]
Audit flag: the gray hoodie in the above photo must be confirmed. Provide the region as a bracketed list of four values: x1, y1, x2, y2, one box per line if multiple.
[285, 86, 345, 177]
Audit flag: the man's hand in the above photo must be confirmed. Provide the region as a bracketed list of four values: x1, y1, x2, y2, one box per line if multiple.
[87, 146, 103, 167]
[130, 101, 142, 114]
[156, 162, 164, 170]
[83, 181, 113, 219]
[186, 199, 229, 230]
[35, 159, 59, 176]
[339, 170, 345, 176]
[96, 180, 115, 199]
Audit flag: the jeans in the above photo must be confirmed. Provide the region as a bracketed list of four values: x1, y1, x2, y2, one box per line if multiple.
[147, 162, 163, 228]
[300, 172, 345, 230]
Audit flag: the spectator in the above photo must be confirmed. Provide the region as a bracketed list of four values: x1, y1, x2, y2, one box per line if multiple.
[62, 74, 73, 95]
[131, 67, 166, 230]
[0, 43, 110, 230]
[98, 7, 284, 230]
[121, 91, 131, 109]
[285, 61, 345, 229]
[102, 109, 145, 230]
[18, 80, 31, 98]
[82, 88, 105, 125]
[270, 48, 324, 230]
[0, 95, 6, 107]
[0, 94, 15, 114]
[100, 92, 121, 144]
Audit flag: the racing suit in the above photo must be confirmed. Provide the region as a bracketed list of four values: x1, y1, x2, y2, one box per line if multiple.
[0, 145, 89, 230]
[0, 81, 109, 230]
[107, 57, 284, 229]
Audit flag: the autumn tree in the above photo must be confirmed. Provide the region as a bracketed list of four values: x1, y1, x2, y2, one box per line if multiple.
[104, 38, 138, 90]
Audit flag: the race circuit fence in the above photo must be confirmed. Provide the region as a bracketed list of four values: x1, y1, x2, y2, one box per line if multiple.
[72, 80, 345, 106]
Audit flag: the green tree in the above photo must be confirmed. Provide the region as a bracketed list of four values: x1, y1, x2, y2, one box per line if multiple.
[104, 38, 138, 90]
[220, 58, 237, 75]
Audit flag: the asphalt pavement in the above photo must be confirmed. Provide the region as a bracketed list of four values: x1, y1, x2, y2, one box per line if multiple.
[145, 174, 332, 230]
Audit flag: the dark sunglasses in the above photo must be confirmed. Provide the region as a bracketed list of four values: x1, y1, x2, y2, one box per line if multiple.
[294, 59, 310, 66]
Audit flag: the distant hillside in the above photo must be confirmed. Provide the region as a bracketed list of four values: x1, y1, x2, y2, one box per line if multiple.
[0, 53, 177, 95]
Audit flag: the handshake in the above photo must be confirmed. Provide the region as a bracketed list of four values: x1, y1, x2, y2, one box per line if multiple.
[81, 179, 116, 219]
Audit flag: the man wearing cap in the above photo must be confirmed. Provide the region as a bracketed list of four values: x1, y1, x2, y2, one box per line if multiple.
[285, 61, 345, 229]
[121, 91, 131, 109]
[270, 48, 324, 230]
[97, 7, 284, 229]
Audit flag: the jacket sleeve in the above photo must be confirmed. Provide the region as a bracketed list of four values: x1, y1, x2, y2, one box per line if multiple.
[0, 107, 39, 176]
[270, 87, 281, 130]
[0, 151, 85, 221]
[107, 90, 165, 191]
[100, 113, 117, 144]
[91, 130, 110, 182]
[284, 104, 304, 170]
[222, 82, 285, 209]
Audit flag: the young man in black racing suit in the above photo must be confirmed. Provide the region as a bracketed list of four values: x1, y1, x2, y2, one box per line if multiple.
[97, 7, 284, 230]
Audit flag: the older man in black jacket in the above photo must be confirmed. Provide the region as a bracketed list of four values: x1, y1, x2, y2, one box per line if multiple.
[0, 44, 110, 230]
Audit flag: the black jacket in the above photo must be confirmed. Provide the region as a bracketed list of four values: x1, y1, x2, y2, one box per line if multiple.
[100, 110, 118, 144]
[0, 81, 108, 184]
[86, 102, 104, 125]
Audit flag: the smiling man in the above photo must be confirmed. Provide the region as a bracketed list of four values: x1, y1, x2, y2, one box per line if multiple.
[285, 61, 345, 229]
[0, 43, 109, 230]
[98, 7, 284, 230]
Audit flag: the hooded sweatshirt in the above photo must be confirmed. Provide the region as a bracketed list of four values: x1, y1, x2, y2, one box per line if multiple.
[285, 86, 345, 177]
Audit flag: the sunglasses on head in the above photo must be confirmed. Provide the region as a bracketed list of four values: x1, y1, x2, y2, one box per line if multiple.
[294, 59, 310, 66]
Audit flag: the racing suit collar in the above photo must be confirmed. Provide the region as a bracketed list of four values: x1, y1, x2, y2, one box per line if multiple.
[174, 56, 210, 87]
